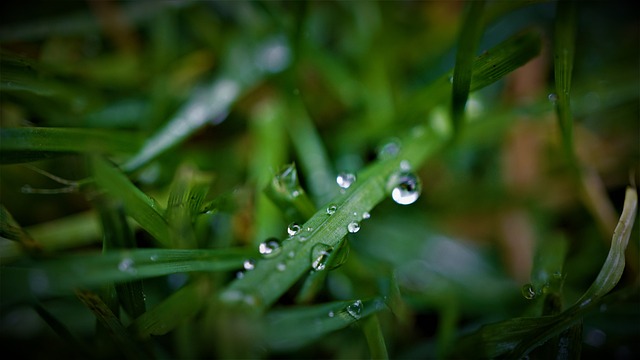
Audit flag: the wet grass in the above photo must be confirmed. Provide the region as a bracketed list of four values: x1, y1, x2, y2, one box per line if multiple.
[1, 1, 638, 359]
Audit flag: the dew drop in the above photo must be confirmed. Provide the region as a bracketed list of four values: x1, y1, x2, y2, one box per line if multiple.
[259, 238, 282, 258]
[377, 139, 401, 160]
[548, 93, 558, 103]
[347, 222, 360, 233]
[400, 160, 411, 171]
[336, 172, 356, 189]
[288, 250, 296, 259]
[276, 262, 287, 271]
[326, 205, 337, 215]
[311, 243, 333, 271]
[362, 212, 371, 220]
[298, 235, 308, 242]
[328, 311, 335, 318]
[346, 300, 363, 319]
[236, 271, 245, 279]
[149, 254, 159, 261]
[118, 258, 137, 275]
[287, 223, 301, 236]
[389, 172, 422, 205]
[243, 259, 256, 271]
[521, 283, 536, 300]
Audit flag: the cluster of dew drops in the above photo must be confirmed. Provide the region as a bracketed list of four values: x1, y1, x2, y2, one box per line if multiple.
[237, 139, 423, 320]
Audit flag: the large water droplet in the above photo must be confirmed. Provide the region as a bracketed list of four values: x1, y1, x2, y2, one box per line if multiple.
[259, 238, 282, 258]
[243, 259, 256, 271]
[347, 221, 360, 233]
[326, 205, 337, 215]
[346, 300, 363, 319]
[389, 172, 422, 205]
[287, 222, 301, 236]
[521, 283, 536, 300]
[311, 243, 333, 271]
[336, 172, 356, 189]
[118, 258, 138, 275]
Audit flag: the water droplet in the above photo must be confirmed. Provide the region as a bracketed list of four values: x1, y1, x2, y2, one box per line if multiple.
[311, 243, 333, 271]
[326, 205, 337, 215]
[521, 283, 536, 300]
[149, 254, 159, 261]
[377, 139, 401, 160]
[346, 300, 363, 319]
[389, 172, 422, 205]
[328, 311, 335, 318]
[362, 212, 371, 220]
[552, 271, 562, 280]
[288, 251, 296, 259]
[243, 259, 256, 271]
[118, 258, 137, 275]
[259, 238, 282, 258]
[306, 227, 314, 232]
[287, 222, 301, 236]
[292, 190, 301, 197]
[276, 262, 287, 271]
[347, 222, 360, 233]
[236, 271, 245, 279]
[298, 235, 308, 242]
[400, 160, 411, 171]
[336, 172, 356, 189]
[548, 93, 558, 103]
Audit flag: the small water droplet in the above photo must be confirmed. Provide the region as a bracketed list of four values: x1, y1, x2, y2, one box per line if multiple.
[276, 262, 286, 271]
[389, 172, 422, 205]
[287, 223, 301, 236]
[377, 139, 401, 160]
[400, 160, 411, 171]
[548, 93, 558, 103]
[306, 227, 314, 232]
[326, 205, 337, 215]
[347, 222, 360, 233]
[336, 172, 356, 189]
[288, 251, 295, 259]
[149, 254, 158, 261]
[552, 271, 562, 279]
[243, 259, 256, 271]
[346, 300, 363, 319]
[328, 311, 335, 318]
[259, 238, 282, 258]
[311, 243, 333, 271]
[292, 190, 301, 197]
[362, 212, 371, 220]
[236, 271, 245, 279]
[118, 258, 137, 275]
[298, 235, 308, 242]
[521, 283, 536, 300]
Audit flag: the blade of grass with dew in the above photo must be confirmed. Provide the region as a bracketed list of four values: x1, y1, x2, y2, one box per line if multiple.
[451, 0, 486, 137]
[263, 298, 385, 351]
[286, 97, 338, 206]
[454, 186, 638, 358]
[75, 290, 151, 360]
[294, 238, 350, 304]
[403, 29, 542, 124]
[249, 97, 290, 244]
[362, 314, 389, 360]
[528, 233, 569, 301]
[122, 35, 291, 172]
[92, 156, 170, 246]
[129, 277, 210, 339]
[0, 127, 142, 164]
[553, 0, 577, 163]
[264, 163, 317, 223]
[96, 197, 147, 319]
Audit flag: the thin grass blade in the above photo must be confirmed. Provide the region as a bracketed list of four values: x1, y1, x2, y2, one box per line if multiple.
[362, 314, 389, 360]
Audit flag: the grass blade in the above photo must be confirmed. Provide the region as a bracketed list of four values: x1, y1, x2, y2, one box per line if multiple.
[451, 0, 486, 137]
[0, 204, 41, 252]
[264, 163, 317, 223]
[92, 156, 170, 246]
[264, 298, 385, 351]
[362, 314, 389, 360]
[0, 127, 142, 164]
[553, 0, 578, 162]
[32, 302, 92, 357]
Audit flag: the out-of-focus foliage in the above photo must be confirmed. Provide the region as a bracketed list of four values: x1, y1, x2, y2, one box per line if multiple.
[1, 1, 638, 359]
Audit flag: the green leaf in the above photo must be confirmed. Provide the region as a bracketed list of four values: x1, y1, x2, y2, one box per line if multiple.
[362, 314, 389, 360]
[264, 163, 317, 223]
[0, 204, 41, 252]
[0, 127, 142, 164]
[91, 156, 170, 246]
[451, 0, 486, 137]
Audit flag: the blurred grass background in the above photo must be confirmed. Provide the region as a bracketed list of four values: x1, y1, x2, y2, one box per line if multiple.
[0, 1, 638, 359]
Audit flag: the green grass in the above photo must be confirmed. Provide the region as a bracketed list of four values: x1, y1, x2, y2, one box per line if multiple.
[1, 2, 638, 359]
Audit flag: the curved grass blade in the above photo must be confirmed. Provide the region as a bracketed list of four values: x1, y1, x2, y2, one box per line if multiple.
[92, 156, 170, 246]
[264, 298, 385, 351]
[264, 163, 317, 223]
[451, 0, 486, 137]
[362, 314, 389, 360]
[24, 211, 103, 252]
[0, 127, 142, 164]
[129, 277, 210, 339]
[0, 204, 41, 252]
